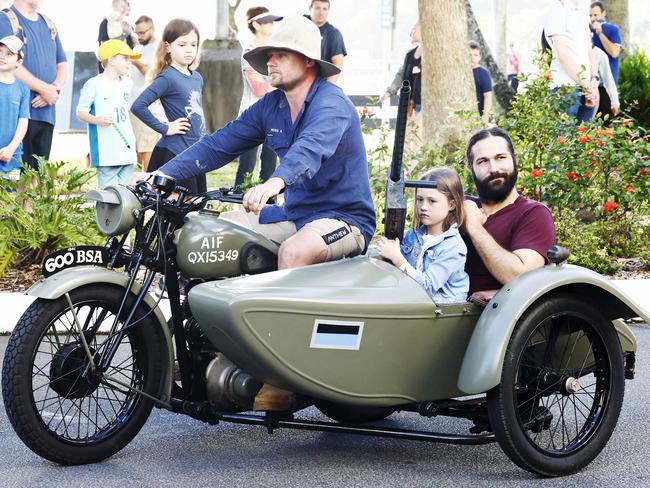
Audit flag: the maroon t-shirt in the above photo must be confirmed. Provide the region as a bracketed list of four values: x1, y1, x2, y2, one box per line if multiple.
[464, 196, 556, 294]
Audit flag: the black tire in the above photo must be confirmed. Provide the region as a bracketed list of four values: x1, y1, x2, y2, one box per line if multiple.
[316, 401, 395, 424]
[487, 294, 625, 477]
[2, 285, 165, 465]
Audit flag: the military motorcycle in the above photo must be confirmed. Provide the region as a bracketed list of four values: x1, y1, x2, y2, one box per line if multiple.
[2, 84, 647, 477]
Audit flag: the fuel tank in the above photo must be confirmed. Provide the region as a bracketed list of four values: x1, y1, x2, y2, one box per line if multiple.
[188, 255, 483, 406]
[174, 211, 279, 279]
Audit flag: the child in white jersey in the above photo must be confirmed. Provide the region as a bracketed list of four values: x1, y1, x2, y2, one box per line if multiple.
[77, 39, 140, 188]
[377, 167, 470, 304]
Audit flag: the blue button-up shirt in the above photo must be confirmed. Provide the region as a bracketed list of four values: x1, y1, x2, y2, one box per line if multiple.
[159, 77, 376, 247]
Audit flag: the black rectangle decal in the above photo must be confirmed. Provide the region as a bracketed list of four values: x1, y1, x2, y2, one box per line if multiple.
[316, 323, 360, 335]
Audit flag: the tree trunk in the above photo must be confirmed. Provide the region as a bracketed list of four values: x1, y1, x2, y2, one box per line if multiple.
[466, 0, 513, 112]
[419, 0, 475, 147]
[493, 0, 507, 71]
[604, 0, 629, 56]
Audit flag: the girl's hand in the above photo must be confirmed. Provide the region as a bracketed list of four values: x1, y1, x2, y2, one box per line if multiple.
[166, 117, 191, 136]
[377, 237, 405, 267]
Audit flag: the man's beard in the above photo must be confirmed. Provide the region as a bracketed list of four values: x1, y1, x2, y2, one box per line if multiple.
[473, 166, 518, 204]
[139, 38, 150, 46]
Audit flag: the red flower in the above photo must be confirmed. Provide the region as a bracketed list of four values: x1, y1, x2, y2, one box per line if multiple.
[566, 172, 579, 181]
[545, 71, 551, 80]
[603, 201, 618, 212]
[640, 168, 650, 175]
[578, 135, 590, 143]
[557, 136, 567, 145]
[531, 169, 542, 178]
[605, 128, 614, 138]
[622, 119, 632, 127]
[625, 184, 635, 193]
[596, 139, 604, 147]
[577, 126, 587, 133]
[359, 107, 372, 117]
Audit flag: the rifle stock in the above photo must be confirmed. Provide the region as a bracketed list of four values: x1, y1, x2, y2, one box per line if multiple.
[383, 81, 411, 241]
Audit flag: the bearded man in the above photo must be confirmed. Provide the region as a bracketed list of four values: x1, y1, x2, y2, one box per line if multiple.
[462, 128, 556, 294]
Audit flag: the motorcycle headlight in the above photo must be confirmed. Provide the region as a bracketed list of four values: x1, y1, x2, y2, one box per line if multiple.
[85, 185, 142, 236]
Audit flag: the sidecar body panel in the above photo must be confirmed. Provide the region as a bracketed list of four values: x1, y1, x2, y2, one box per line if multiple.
[190, 256, 484, 406]
[457, 264, 645, 394]
[27, 266, 175, 402]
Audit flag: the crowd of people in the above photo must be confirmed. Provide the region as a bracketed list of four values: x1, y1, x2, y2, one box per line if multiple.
[0, 0, 628, 308]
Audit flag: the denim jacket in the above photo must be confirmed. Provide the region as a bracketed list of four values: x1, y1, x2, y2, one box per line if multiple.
[400, 225, 469, 304]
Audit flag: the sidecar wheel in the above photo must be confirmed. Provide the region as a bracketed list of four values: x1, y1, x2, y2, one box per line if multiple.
[487, 294, 625, 477]
[316, 401, 395, 424]
[2, 285, 165, 465]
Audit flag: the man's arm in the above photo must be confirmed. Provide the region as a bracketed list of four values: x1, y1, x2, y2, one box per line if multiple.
[592, 22, 621, 58]
[551, 36, 589, 87]
[327, 54, 344, 83]
[14, 66, 58, 98]
[132, 59, 148, 76]
[463, 201, 546, 285]
[482, 91, 493, 123]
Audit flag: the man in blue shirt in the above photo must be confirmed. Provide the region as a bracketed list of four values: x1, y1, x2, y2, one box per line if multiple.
[150, 16, 375, 270]
[306, 0, 346, 83]
[590, 1, 622, 83]
[0, 1, 67, 170]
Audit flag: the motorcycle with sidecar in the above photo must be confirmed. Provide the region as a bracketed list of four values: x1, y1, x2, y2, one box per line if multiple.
[2, 84, 647, 477]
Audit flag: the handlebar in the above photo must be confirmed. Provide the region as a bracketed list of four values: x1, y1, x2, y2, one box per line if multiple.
[132, 179, 244, 211]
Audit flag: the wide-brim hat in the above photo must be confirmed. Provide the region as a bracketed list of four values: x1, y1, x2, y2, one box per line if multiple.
[243, 16, 340, 79]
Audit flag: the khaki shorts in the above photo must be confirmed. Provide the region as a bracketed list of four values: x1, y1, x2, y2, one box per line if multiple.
[237, 213, 365, 261]
[130, 112, 162, 153]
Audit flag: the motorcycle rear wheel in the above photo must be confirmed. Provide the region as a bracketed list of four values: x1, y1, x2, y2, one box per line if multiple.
[2, 285, 165, 465]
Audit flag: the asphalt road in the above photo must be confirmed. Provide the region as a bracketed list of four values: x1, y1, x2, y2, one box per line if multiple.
[1, 328, 649, 488]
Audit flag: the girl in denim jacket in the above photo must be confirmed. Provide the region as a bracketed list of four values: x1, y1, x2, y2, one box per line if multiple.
[377, 167, 469, 303]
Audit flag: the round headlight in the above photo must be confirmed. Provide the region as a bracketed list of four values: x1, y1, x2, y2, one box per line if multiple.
[87, 185, 142, 236]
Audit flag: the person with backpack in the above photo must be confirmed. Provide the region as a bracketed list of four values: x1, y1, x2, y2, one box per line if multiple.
[0, 0, 67, 171]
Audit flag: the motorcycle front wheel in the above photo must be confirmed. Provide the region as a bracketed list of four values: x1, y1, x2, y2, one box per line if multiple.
[2, 284, 165, 465]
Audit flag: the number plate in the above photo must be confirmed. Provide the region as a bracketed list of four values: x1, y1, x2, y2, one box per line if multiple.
[42, 246, 110, 278]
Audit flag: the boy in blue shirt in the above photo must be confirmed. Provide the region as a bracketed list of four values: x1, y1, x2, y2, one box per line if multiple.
[0, 35, 30, 177]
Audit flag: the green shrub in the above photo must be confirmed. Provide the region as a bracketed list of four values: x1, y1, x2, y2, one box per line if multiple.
[619, 49, 650, 129]
[0, 160, 104, 276]
[362, 54, 649, 274]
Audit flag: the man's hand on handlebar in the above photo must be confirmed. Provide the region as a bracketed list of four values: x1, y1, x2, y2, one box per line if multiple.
[242, 177, 285, 214]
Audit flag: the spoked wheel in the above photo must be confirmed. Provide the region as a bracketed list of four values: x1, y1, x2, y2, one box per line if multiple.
[2, 285, 165, 465]
[487, 294, 625, 477]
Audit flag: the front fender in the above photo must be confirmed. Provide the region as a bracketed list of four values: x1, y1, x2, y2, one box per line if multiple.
[28, 266, 174, 404]
[458, 264, 647, 395]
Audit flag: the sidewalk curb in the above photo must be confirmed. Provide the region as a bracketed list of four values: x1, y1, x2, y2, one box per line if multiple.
[1, 280, 648, 334]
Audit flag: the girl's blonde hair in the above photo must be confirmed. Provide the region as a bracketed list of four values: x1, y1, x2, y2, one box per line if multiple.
[148, 19, 201, 82]
[412, 167, 466, 231]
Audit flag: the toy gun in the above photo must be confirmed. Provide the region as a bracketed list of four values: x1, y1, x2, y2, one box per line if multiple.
[383, 81, 411, 241]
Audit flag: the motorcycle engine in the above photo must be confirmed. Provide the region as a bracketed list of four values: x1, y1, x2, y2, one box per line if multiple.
[205, 353, 262, 410]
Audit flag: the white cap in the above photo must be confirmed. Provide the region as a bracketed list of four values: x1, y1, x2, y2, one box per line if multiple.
[0, 35, 24, 57]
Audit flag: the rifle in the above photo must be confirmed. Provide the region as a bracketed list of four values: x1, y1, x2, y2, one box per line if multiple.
[383, 81, 411, 241]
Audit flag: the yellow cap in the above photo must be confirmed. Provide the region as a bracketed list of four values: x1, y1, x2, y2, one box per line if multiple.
[97, 39, 142, 62]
